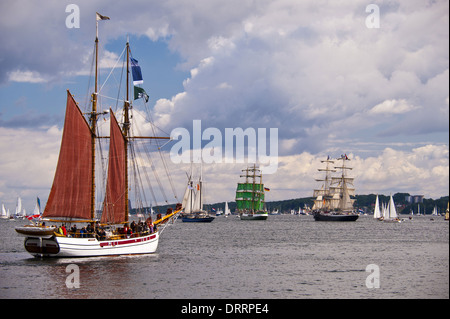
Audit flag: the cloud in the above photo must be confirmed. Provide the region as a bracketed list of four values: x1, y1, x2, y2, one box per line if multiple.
[0, 0, 448, 207]
[8, 70, 47, 83]
[369, 99, 419, 115]
[0, 125, 61, 209]
[138, 0, 449, 157]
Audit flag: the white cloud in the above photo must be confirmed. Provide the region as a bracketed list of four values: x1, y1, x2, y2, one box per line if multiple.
[369, 99, 419, 115]
[0, 0, 448, 208]
[0, 126, 61, 209]
[8, 70, 47, 83]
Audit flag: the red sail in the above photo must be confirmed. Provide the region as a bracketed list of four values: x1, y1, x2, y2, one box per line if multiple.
[101, 109, 127, 224]
[43, 90, 93, 220]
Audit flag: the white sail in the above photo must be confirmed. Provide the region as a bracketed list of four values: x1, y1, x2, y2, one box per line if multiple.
[15, 197, 22, 217]
[1, 204, 8, 219]
[192, 180, 203, 212]
[388, 195, 398, 219]
[182, 180, 195, 214]
[224, 202, 230, 216]
[432, 206, 438, 216]
[182, 169, 205, 213]
[33, 197, 41, 215]
[181, 179, 191, 212]
[373, 195, 381, 219]
[382, 202, 388, 219]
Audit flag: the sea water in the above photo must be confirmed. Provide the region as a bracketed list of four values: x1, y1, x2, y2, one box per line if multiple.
[0, 215, 448, 299]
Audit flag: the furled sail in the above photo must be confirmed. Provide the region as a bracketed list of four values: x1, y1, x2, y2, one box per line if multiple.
[101, 109, 127, 224]
[43, 90, 93, 220]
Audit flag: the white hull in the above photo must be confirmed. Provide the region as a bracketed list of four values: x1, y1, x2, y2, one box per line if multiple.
[23, 232, 159, 258]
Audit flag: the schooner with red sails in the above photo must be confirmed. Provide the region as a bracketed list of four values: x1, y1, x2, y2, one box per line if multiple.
[15, 13, 181, 257]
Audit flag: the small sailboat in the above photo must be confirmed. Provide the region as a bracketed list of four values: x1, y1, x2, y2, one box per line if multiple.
[1, 204, 9, 219]
[445, 202, 449, 221]
[269, 209, 280, 215]
[15, 13, 181, 257]
[373, 195, 382, 220]
[224, 201, 231, 217]
[383, 195, 402, 223]
[235, 164, 268, 220]
[431, 206, 438, 216]
[33, 197, 41, 216]
[14, 197, 23, 219]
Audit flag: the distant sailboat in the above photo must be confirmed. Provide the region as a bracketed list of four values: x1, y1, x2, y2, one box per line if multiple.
[431, 206, 438, 216]
[32, 197, 41, 216]
[373, 195, 382, 220]
[224, 202, 231, 217]
[383, 195, 402, 223]
[14, 197, 23, 219]
[181, 167, 214, 223]
[1, 204, 9, 219]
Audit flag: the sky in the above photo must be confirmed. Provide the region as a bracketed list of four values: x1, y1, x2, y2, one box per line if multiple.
[0, 0, 448, 212]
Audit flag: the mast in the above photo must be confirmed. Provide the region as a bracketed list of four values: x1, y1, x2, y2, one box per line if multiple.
[90, 13, 110, 220]
[252, 164, 256, 212]
[313, 158, 335, 211]
[123, 39, 131, 223]
[199, 164, 203, 211]
[89, 17, 100, 220]
[259, 164, 263, 211]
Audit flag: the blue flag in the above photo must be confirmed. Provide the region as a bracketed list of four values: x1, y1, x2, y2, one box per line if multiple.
[130, 58, 143, 85]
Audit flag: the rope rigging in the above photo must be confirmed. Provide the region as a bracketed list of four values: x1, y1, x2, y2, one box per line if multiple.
[83, 41, 180, 221]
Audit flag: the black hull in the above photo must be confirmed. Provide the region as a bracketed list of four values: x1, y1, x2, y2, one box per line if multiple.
[182, 216, 215, 223]
[313, 212, 359, 222]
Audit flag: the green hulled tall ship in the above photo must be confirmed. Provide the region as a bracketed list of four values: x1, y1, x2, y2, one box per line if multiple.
[235, 165, 268, 220]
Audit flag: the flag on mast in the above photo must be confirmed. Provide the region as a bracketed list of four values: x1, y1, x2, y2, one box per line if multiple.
[130, 58, 143, 85]
[96, 12, 110, 20]
[134, 86, 149, 102]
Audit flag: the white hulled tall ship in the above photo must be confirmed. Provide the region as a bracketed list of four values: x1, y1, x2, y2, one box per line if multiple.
[15, 13, 181, 257]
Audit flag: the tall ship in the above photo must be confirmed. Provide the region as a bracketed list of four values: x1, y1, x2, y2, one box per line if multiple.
[312, 155, 359, 221]
[180, 166, 214, 223]
[235, 165, 268, 220]
[15, 13, 181, 257]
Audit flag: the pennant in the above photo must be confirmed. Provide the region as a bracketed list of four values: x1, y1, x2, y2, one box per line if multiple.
[264, 187, 270, 191]
[134, 86, 149, 102]
[130, 58, 143, 85]
[96, 12, 110, 21]
[26, 214, 41, 221]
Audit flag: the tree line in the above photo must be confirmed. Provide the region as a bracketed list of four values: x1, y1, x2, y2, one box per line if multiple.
[142, 193, 449, 216]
